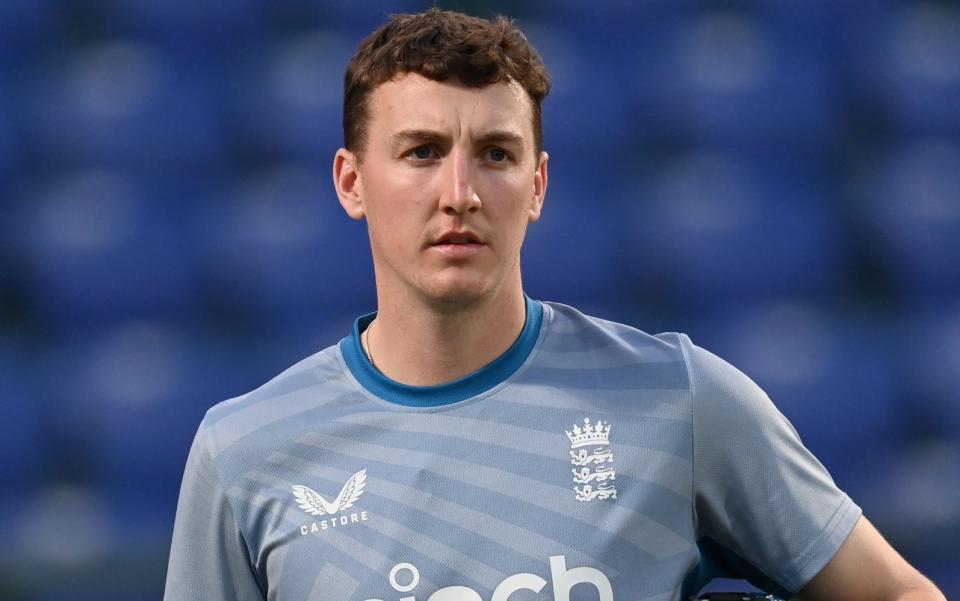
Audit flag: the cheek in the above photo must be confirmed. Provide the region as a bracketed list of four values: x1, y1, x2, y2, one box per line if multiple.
[368, 210, 412, 254]
[366, 167, 434, 213]
[485, 179, 536, 226]
[364, 181, 427, 253]
[485, 202, 532, 257]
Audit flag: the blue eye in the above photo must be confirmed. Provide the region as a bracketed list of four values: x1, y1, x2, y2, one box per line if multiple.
[411, 145, 433, 159]
[488, 148, 507, 162]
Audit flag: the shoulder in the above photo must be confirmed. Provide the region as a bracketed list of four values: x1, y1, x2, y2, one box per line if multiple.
[197, 341, 351, 456]
[677, 336, 782, 427]
[537, 300, 767, 404]
[534, 301, 693, 392]
[540, 300, 688, 362]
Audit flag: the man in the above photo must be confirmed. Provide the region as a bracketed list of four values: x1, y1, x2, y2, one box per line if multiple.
[164, 9, 945, 601]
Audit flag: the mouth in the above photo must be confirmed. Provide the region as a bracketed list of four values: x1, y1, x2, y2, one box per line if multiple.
[430, 230, 485, 258]
[433, 230, 483, 245]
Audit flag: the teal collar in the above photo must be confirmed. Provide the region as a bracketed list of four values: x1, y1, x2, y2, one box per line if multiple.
[340, 296, 542, 407]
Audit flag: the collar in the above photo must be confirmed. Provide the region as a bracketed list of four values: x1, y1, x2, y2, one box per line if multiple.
[340, 295, 542, 407]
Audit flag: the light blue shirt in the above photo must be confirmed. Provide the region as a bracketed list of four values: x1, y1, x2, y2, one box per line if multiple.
[165, 298, 860, 601]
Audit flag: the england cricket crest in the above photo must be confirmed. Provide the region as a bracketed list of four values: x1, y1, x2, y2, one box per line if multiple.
[566, 418, 617, 502]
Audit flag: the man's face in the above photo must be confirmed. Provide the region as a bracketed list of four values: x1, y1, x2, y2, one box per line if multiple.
[335, 72, 548, 308]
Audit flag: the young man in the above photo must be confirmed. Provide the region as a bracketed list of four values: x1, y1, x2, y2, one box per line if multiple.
[164, 9, 945, 601]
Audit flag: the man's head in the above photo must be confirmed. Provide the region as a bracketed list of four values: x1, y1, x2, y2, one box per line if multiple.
[343, 8, 550, 162]
[334, 9, 551, 310]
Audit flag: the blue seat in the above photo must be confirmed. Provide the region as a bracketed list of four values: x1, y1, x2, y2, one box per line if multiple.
[98, 0, 261, 44]
[875, 4, 960, 137]
[1, 483, 164, 601]
[0, 347, 43, 487]
[522, 173, 625, 308]
[666, 9, 837, 154]
[827, 2, 960, 137]
[15, 169, 200, 326]
[0, 84, 17, 174]
[287, 0, 423, 28]
[620, 151, 845, 306]
[39, 322, 216, 494]
[24, 39, 223, 169]
[188, 164, 374, 323]
[852, 141, 960, 297]
[535, 28, 638, 158]
[895, 304, 960, 438]
[0, 0, 57, 53]
[223, 30, 350, 160]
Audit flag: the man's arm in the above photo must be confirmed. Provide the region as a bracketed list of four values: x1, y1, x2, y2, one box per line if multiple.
[794, 516, 945, 601]
[164, 424, 266, 601]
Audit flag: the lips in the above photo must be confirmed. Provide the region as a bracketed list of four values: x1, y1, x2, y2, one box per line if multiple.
[430, 230, 485, 258]
[433, 230, 482, 245]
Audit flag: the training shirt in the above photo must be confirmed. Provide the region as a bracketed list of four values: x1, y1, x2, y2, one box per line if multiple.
[164, 297, 861, 601]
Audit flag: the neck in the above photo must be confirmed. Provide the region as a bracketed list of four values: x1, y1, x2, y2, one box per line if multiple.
[366, 283, 527, 387]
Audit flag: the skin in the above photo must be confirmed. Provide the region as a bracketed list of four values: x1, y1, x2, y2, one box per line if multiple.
[333, 72, 548, 386]
[794, 516, 945, 601]
[332, 71, 945, 601]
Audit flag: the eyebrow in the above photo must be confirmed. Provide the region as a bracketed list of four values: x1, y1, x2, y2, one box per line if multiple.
[390, 129, 445, 148]
[390, 129, 526, 150]
[475, 130, 526, 149]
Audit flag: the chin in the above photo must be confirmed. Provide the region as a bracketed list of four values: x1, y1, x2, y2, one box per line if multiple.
[419, 276, 495, 309]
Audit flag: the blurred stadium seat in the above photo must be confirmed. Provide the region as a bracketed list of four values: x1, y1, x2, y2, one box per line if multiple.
[98, 0, 263, 45]
[622, 150, 846, 306]
[531, 25, 638, 158]
[15, 169, 200, 326]
[0, 346, 44, 488]
[881, 4, 960, 137]
[222, 30, 349, 160]
[35, 322, 208, 490]
[522, 171, 625, 308]
[851, 140, 960, 297]
[0, 85, 16, 174]
[23, 39, 224, 168]
[187, 163, 374, 322]
[288, 0, 424, 27]
[0, 0, 57, 53]
[672, 9, 838, 154]
[897, 303, 960, 438]
[1, 2, 957, 599]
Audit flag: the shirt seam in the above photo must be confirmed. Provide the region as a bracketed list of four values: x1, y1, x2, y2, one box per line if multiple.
[332, 302, 553, 413]
[200, 419, 269, 598]
[677, 333, 699, 534]
[784, 494, 861, 593]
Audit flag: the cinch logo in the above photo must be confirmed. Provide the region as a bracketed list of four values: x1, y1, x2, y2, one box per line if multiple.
[363, 556, 613, 601]
[292, 469, 370, 536]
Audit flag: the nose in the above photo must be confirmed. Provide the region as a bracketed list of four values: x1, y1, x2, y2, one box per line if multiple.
[439, 149, 481, 215]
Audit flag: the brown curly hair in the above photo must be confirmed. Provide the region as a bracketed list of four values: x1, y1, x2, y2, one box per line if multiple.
[343, 8, 551, 160]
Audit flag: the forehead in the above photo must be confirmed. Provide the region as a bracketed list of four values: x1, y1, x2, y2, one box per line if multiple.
[366, 72, 534, 141]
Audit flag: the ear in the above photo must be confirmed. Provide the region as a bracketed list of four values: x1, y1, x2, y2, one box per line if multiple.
[333, 148, 365, 220]
[528, 151, 549, 223]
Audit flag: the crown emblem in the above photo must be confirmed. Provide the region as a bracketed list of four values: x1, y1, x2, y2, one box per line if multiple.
[565, 418, 611, 448]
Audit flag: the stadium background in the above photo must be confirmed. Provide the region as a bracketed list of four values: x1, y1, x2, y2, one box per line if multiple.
[1, 0, 958, 599]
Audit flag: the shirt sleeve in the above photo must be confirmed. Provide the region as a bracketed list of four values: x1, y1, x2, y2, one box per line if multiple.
[164, 421, 267, 601]
[683, 335, 862, 597]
